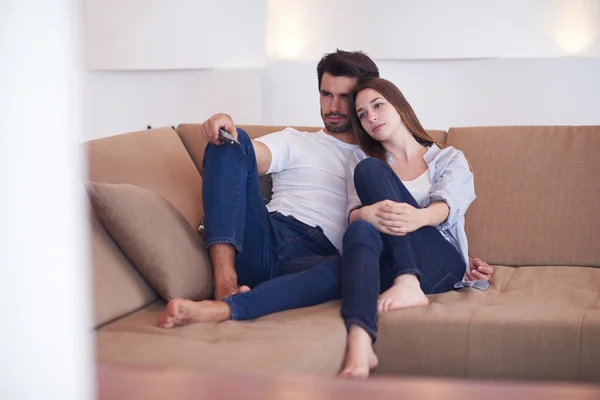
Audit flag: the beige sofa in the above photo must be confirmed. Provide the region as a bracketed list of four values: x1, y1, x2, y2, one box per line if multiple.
[90, 124, 600, 382]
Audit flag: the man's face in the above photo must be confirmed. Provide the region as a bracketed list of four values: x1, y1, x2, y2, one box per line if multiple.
[319, 73, 357, 134]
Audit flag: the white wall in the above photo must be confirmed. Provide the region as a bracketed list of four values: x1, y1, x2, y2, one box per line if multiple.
[84, 68, 264, 140]
[0, 1, 93, 399]
[83, 0, 600, 140]
[263, 58, 600, 129]
[85, 0, 269, 69]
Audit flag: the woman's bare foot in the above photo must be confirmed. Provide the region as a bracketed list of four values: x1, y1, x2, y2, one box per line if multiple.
[378, 274, 429, 313]
[338, 325, 378, 379]
[157, 299, 232, 328]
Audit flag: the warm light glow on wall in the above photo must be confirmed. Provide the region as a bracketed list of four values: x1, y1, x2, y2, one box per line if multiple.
[266, 0, 313, 60]
[266, 0, 600, 60]
[554, 0, 599, 55]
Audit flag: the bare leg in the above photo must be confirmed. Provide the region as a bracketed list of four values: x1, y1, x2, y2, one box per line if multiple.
[209, 243, 250, 300]
[157, 299, 232, 328]
[378, 274, 429, 313]
[338, 325, 379, 379]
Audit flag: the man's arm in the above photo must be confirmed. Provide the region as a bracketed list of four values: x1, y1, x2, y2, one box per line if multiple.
[252, 140, 272, 175]
[201, 113, 273, 175]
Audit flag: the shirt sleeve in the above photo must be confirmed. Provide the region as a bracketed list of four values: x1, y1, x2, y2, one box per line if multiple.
[254, 128, 296, 174]
[346, 150, 365, 219]
[427, 149, 476, 230]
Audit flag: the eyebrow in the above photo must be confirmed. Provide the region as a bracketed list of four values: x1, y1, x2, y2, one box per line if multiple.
[356, 97, 384, 113]
[321, 90, 351, 97]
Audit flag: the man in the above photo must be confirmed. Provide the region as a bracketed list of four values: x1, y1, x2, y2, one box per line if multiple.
[158, 50, 493, 328]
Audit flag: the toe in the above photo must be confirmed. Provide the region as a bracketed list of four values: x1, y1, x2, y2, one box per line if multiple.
[239, 285, 251, 293]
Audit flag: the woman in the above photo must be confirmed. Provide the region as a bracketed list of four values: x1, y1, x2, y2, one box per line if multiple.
[338, 78, 479, 378]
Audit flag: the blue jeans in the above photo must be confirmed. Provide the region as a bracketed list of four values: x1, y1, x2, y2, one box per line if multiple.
[341, 158, 465, 342]
[202, 128, 341, 320]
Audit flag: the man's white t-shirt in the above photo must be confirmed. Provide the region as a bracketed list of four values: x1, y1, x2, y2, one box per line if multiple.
[255, 128, 358, 253]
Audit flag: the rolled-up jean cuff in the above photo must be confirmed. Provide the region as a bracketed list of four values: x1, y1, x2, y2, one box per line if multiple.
[204, 237, 242, 253]
[222, 297, 240, 320]
[396, 269, 421, 280]
[345, 318, 378, 344]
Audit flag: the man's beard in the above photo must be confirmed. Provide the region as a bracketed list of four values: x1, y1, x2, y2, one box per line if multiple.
[321, 111, 351, 134]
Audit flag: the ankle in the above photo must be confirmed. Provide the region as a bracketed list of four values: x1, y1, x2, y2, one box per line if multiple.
[394, 273, 419, 287]
[348, 324, 372, 343]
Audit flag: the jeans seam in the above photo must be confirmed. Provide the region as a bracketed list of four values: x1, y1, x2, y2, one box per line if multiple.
[227, 147, 245, 248]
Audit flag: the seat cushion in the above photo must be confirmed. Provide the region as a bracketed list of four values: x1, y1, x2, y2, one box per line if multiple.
[375, 265, 600, 382]
[87, 182, 212, 302]
[96, 301, 346, 375]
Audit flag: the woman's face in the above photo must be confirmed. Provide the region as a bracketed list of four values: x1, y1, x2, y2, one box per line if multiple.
[355, 88, 402, 142]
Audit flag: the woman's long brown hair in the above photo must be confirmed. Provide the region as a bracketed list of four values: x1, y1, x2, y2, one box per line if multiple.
[349, 78, 445, 162]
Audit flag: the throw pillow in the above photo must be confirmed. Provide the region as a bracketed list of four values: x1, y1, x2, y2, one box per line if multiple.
[86, 182, 213, 302]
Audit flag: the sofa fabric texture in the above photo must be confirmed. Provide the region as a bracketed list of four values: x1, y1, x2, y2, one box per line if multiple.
[88, 125, 600, 382]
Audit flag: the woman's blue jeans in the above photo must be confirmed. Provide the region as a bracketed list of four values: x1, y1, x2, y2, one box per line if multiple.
[340, 158, 465, 342]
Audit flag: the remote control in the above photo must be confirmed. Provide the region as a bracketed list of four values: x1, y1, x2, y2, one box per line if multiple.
[218, 128, 240, 146]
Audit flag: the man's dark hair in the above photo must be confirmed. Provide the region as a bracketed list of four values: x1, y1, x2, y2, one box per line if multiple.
[316, 50, 379, 90]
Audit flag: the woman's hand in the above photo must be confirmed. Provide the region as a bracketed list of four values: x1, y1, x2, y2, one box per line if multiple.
[375, 201, 427, 235]
[354, 200, 425, 235]
[354, 202, 390, 233]
[465, 257, 494, 282]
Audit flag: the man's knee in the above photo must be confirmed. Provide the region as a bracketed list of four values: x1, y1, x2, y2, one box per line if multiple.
[235, 127, 251, 145]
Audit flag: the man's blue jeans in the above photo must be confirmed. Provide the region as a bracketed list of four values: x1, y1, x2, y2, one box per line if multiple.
[202, 128, 341, 320]
[340, 158, 465, 342]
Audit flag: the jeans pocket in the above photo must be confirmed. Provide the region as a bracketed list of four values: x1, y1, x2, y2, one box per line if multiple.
[309, 226, 339, 256]
[430, 272, 461, 294]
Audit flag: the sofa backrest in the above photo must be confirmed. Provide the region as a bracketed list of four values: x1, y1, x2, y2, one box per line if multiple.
[447, 126, 600, 267]
[176, 123, 447, 177]
[87, 127, 203, 327]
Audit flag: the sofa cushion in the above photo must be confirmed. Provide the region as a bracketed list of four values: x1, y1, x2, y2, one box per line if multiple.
[375, 265, 600, 382]
[447, 126, 600, 267]
[87, 182, 213, 302]
[91, 208, 159, 328]
[96, 302, 346, 375]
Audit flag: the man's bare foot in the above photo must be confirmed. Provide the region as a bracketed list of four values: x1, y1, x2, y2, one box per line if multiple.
[157, 299, 232, 328]
[214, 283, 251, 300]
[338, 325, 378, 379]
[378, 274, 429, 313]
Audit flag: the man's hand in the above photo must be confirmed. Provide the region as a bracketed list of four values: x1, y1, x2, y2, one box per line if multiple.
[201, 113, 238, 145]
[214, 281, 251, 301]
[466, 257, 494, 282]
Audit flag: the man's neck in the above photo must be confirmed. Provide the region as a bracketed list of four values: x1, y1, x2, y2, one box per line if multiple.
[323, 129, 357, 145]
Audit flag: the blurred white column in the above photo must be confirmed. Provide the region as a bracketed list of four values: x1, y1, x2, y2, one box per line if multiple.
[0, 1, 93, 399]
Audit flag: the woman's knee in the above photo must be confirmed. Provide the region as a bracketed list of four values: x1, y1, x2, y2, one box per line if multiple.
[343, 220, 381, 249]
[354, 158, 388, 186]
